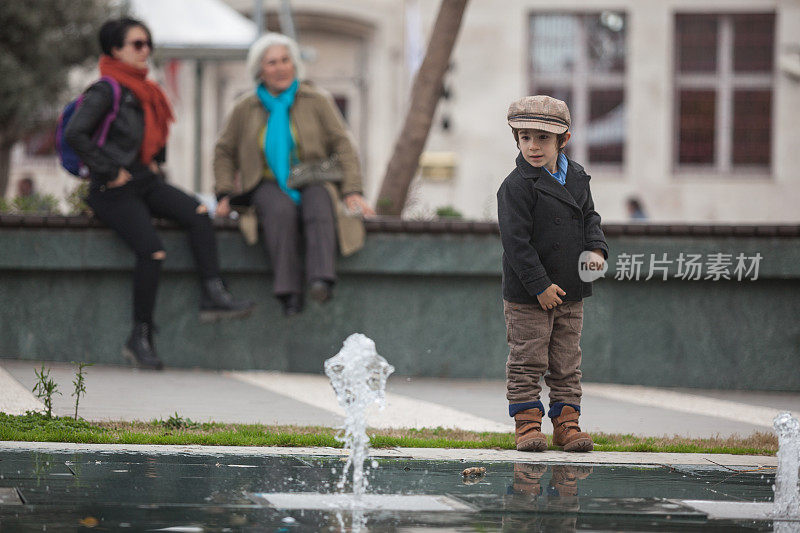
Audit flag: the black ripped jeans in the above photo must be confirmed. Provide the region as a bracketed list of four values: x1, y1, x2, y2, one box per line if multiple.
[87, 168, 220, 325]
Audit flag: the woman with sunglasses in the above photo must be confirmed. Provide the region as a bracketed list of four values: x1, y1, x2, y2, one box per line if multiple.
[65, 17, 255, 370]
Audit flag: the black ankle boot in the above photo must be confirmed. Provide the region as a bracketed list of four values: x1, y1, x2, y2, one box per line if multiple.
[200, 277, 256, 323]
[123, 323, 164, 370]
[279, 293, 304, 316]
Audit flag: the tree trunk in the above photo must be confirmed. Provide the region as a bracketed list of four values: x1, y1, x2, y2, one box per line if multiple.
[0, 141, 13, 199]
[376, 0, 469, 216]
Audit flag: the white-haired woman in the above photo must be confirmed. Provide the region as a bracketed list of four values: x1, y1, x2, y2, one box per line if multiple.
[214, 32, 374, 316]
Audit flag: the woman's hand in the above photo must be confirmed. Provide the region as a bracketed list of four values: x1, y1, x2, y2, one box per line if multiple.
[215, 196, 232, 218]
[536, 283, 566, 311]
[106, 168, 131, 188]
[344, 194, 376, 217]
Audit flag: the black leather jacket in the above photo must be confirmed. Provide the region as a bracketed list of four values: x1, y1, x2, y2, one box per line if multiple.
[64, 79, 164, 183]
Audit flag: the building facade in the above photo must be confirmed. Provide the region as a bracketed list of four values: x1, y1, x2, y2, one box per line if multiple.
[412, 0, 800, 222]
[8, 0, 800, 223]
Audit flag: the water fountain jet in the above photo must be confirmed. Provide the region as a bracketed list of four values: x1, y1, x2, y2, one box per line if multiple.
[772, 411, 800, 519]
[253, 334, 472, 530]
[324, 333, 394, 498]
[684, 411, 800, 526]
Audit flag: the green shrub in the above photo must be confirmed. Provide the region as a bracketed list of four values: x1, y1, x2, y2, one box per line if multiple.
[10, 194, 60, 214]
[32, 365, 60, 418]
[66, 182, 91, 215]
[435, 205, 463, 219]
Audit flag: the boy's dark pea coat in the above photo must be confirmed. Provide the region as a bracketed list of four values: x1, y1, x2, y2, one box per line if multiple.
[497, 153, 609, 304]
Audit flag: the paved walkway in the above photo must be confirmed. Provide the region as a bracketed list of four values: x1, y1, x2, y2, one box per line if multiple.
[3, 359, 799, 438]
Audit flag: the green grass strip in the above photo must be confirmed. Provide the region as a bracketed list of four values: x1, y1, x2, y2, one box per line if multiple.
[0, 412, 777, 456]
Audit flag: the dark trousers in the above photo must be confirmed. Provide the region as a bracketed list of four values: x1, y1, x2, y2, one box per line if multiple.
[251, 181, 336, 296]
[87, 170, 220, 324]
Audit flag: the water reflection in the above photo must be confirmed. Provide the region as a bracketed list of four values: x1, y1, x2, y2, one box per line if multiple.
[501, 464, 594, 532]
[335, 507, 367, 532]
[507, 464, 593, 501]
[0, 450, 778, 531]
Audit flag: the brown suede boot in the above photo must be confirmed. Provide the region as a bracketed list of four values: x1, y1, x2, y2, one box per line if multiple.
[514, 408, 548, 452]
[551, 406, 593, 452]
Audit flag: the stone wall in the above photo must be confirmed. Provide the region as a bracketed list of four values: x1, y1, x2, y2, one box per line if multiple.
[1, 215, 799, 390]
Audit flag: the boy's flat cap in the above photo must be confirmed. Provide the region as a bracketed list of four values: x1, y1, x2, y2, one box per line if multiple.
[507, 95, 571, 134]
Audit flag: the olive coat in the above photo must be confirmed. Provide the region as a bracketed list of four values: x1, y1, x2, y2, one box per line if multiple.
[213, 81, 365, 256]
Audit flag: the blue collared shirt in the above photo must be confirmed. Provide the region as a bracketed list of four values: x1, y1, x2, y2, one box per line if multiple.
[542, 152, 568, 186]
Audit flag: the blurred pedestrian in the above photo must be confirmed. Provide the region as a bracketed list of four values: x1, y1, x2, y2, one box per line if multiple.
[17, 175, 36, 197]
[626, 196, 648, 220]
[12, 174, 55, 213]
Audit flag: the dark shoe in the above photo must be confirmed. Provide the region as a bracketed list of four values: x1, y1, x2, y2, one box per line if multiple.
[514, 408, 548, 452]
[200, 278, 256, 323]
[122, 322, 164, 370]
[551, 406, 594, 452]
[308, 279, 333, 303]
[280, 293, 304, 316]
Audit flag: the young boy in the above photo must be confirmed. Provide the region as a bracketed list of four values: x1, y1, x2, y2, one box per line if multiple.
[497, 95, 608, 452]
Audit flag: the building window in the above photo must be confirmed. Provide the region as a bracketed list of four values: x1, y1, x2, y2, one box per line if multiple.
[674, 13, 774, 172]
[528, 12, 627, 166]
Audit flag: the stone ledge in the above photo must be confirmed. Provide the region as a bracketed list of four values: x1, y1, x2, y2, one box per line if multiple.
[2, 214, 799, 237]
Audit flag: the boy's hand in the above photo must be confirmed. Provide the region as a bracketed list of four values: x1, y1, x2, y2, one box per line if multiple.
[589, 248, 605, 268]
[537, 284, 566, 310]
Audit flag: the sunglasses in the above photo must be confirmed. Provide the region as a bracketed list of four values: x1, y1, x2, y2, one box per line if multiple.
[126, 39, 152, 51]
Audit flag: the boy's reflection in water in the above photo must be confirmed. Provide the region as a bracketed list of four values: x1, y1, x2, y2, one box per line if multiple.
[503, 463, 593, 532]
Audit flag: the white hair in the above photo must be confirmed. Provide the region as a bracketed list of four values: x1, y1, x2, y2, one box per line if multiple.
[246, 32, 305, 83]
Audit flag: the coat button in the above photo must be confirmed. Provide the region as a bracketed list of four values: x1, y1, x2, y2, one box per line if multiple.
[553, 242, 560, 250]
[554, 217, 562, 225]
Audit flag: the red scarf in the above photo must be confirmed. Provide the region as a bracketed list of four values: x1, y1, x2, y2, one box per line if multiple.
[98, 55, 174, 164]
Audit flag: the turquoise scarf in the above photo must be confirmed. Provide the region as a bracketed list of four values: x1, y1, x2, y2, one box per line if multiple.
[256, 79, 301, 204]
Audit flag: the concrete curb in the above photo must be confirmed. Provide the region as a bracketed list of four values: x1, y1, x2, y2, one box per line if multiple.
[0, 441, 776, 468]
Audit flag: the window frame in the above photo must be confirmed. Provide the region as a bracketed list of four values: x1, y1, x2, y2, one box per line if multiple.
[527, 11, 628, 172]
[672, 12, 775, 178]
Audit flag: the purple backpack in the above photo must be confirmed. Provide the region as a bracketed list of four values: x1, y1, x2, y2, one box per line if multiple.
[56, 76, 122, 178]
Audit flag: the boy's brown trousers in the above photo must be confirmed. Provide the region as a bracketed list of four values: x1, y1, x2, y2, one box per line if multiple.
[504, 300, 584, 406]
